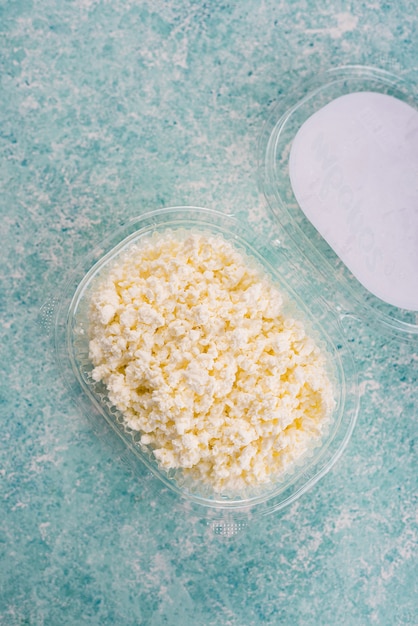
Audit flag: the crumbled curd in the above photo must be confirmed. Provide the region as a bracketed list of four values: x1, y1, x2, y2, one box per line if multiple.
[88, 230, 334, 493]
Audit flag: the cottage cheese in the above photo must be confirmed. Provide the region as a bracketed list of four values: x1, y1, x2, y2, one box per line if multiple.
[88, 230, 334, 493]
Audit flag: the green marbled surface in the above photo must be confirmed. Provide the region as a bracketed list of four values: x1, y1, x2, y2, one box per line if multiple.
[1, 1, 417, 624]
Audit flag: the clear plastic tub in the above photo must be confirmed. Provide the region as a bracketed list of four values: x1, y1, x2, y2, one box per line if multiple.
[53, 206, 358, 517]
[49, 65, 417, 523]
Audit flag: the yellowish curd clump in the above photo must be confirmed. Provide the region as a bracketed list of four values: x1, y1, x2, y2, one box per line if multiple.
[88, 231, 334, 493]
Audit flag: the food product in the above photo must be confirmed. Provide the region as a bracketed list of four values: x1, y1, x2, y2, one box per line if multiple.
[88, 230, 334, 493]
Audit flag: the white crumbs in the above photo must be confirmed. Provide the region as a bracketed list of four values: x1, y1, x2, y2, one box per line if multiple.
[88, 231, 334, 493]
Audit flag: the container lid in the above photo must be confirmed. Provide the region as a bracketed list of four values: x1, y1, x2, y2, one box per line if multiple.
[260, 66, 418, 339]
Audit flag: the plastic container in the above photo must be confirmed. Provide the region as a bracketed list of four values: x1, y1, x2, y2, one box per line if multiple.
[53, 205, 357, 517]
[48, 65, 417, 524]
[260, 65, 418, 340]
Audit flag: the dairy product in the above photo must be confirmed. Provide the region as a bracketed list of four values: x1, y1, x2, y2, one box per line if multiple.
[88, 230, 334, 493]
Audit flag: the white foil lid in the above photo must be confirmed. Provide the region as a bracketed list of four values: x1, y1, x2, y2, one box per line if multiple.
[289, 91, 418, 311]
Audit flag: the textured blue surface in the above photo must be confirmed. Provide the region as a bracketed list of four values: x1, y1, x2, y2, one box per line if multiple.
[1, 1, 417, 625]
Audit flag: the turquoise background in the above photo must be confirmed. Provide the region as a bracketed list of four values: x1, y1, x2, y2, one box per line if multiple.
[1, 1, 417, 624]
